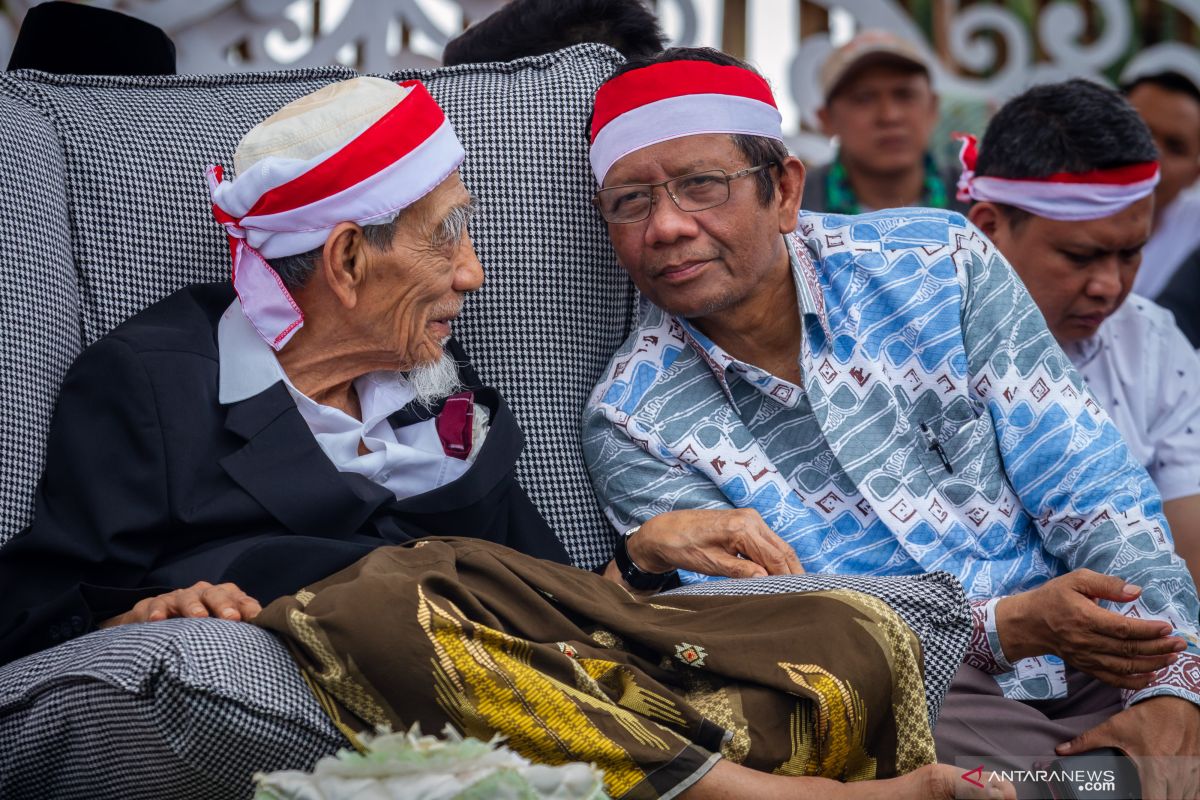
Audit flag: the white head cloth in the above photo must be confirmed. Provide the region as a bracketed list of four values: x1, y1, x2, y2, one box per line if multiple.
[954, 133, 1159, 222]
[589, 59, 784, 185]
[207, 76, 465, 350]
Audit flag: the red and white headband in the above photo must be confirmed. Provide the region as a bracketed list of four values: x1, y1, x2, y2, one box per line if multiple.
[208, 80, 464, 350]
[954, 133, 1159, 222]
[590, 60, 784, 184]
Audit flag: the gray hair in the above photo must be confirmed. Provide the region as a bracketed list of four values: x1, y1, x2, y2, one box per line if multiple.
[266, 215, 402, 291]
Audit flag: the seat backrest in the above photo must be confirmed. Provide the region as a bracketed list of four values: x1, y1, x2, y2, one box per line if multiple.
[0, 45, 633, 567]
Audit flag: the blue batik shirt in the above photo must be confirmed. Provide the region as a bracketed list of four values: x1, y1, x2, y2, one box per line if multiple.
[583, 208, 1200, 706]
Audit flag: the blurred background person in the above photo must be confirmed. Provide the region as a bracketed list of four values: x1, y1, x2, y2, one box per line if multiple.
[804, 30, 967, 215]
[1123, 71, 1200, 299]
[1123, 70, 1200, 346]
[7, 0, 175, 75]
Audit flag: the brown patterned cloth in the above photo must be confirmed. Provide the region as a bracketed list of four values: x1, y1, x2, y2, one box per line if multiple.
[255, 538, 939, 799]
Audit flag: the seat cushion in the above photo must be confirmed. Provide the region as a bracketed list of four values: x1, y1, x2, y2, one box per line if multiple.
[0, 619, 342, 799]
[0, 44, 634, 566]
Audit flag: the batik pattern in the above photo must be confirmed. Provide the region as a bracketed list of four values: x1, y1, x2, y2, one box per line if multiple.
[583, 208, 1200, 704]
[256, 539, 944, 799]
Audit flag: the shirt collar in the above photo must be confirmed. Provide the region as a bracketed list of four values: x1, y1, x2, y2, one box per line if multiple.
[672, 235, 828, 408]
[218, 297, 288, 404]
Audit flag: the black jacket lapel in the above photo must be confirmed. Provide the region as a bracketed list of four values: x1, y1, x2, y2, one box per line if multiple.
[219, 383, 391, 537]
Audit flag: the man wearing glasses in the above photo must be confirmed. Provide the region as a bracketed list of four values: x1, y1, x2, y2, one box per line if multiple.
[583, 49, 1200, 795]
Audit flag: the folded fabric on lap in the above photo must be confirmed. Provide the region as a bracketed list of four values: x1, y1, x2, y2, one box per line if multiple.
[255, 537, 962, 800]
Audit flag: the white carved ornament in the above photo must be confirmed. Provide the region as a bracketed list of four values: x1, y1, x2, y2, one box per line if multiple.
[1, 1, 1197, 135]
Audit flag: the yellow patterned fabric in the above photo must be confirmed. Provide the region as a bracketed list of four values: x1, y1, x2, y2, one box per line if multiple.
[255, 538, 944, 799]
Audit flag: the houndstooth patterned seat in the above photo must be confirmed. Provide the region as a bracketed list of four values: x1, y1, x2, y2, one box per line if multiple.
[0, 45, 632, 800]
[0, 47, 633, 568]
[0, 44, 970, 799]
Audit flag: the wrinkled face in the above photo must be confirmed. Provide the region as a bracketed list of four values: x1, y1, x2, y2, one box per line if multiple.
[601, 134, 792, 320]
[820, 64, 938, 175]
[357, 173, 483, 368]
[1127, 83, 1200, 212]
[983, 197, 1153, 345]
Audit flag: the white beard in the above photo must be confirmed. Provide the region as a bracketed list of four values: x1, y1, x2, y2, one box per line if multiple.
[405, 350, 462, 407]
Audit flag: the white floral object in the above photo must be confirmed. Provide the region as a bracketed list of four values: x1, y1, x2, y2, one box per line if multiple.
[254, 724, 607, 800]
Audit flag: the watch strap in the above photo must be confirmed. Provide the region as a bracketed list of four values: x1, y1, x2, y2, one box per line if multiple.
[614, 525, 674, 590]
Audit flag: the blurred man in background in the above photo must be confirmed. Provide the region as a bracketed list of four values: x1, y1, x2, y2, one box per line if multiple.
[1123, 72, 1200, 300]
[804, 30, 967, 215]
[1123, 71, 1200, 345]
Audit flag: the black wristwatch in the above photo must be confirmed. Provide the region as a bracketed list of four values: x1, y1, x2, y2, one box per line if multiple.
[613, 525, 675, 591]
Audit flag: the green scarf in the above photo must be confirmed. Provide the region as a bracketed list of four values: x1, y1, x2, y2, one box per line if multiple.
[825, 153, 947, 215]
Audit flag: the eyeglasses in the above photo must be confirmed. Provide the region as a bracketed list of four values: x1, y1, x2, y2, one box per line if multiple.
[594, 163, 775, 224]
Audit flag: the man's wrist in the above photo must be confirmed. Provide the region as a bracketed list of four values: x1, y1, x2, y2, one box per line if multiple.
[614, 526, 675, 590]
[995, 593, 1037, 663]
[625, 521, 670, 574]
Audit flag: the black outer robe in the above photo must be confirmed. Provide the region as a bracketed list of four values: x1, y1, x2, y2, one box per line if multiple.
[0, 282, 569, 665]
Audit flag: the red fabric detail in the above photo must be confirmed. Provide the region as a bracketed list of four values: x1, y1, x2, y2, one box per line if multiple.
[244, 81, 445, 218]
[1027, 161, 1159, 186]
[209, 166, 239, 226]
[953, 132, 1158, 186]
[1125, 650, 1200, 706]
[436, 391, 474, 460]
[963, 598, 1003, 674]
[953, 132, 978, 172]
[591, 60, 778, 143]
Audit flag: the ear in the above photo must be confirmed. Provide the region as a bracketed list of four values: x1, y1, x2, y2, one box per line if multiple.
[776, 156, 807, 234]
[816, 105, 834, 138]
[320, 221, 369, 309]
[967, 201, 1004, 239]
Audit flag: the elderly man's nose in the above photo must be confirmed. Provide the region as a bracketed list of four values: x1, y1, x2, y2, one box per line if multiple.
[454, 238, 485, 292]
[643, 186, 698, 245]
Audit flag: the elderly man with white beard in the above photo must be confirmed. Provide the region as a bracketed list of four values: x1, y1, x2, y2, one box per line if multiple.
[0, 76, 573, 661]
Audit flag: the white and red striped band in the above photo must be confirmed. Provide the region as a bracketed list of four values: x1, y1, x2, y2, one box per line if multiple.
[590, 60, 784, 184]
[207, 80, 465, 351]
[954, 133, 1158, 222]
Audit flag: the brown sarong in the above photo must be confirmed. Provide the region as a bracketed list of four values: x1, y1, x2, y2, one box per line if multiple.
[255, 538, 936, 799]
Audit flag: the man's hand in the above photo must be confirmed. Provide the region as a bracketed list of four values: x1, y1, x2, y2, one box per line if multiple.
[100, 581, 262, 628]
[996, 569, 1185, 690]
[1057, 696, 1200, 800]
[627, 508, 804, 579]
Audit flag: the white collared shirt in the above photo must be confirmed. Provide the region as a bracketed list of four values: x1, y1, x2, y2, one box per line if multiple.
[1134, 188, 1200, 299]
[1065, 295, 1200, 502]
[218, 299, 486, 500]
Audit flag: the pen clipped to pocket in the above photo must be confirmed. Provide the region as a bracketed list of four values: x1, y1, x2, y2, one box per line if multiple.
[919, 421, 954, 474]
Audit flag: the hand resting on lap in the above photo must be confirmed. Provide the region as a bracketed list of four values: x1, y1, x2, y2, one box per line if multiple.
[100, 580, 262, 627]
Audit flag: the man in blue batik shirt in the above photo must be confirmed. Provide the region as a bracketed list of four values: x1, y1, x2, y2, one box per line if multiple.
[583, 48, 1200, 797]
